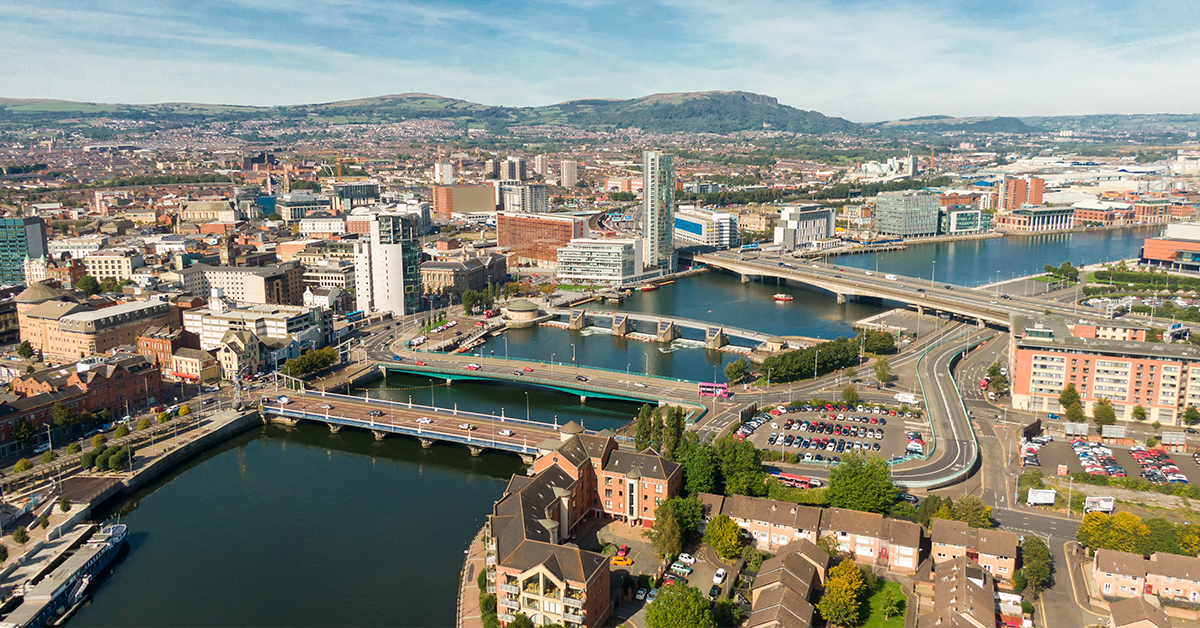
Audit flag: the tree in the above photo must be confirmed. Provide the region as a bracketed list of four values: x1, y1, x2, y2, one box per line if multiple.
[66, 442, 80, 455]
[683, 443, 720, 495]
[1022, 535, 1053, 597]
[12, 459, 32, 473]
[0, 544, 8, 565]
[1132, 404, 1148, 422]
[15, 341, 33, 359]
[916, 495, 945, 528]
[659, 496, 703, 536]
[114, 425, 129, 438]
[99, 276, 122, 293]
[178, 405, 191, 417]
[951, 495, 993, 529]
[716, 437, 765, 497]
[1065, 403, 1088, 423]
[267, 212, 282, 221]
[817, 534, 841, 558]
[881, 589, 905, 620]
[37, 514, 47, 530]
[1184, 405, 1200, 426]
[704, 514, 742, 559]
[724, 358, 748, 384]
[986, 361, 1008, 393]
[11, 527, 28, 545]
[39, 451, 56, 465]
[1152, 420, 1163, 433]
[506, 614, 535, 628]
[49, 401, 74, 427]
[650, 408, 664, 451]
[817, 560, 864, 628]
[826, 451, 898, 514]
[59, 496, 70, 513]
[840, 386, 859, 405]
[75, 274, 100, 295]
[644, 583, 717, 628]
[662, 407, 684, 460]
[462, 289, 479, 314]
[158, 411, 170, 423]
[646, 506, 683, 561]
[1093, 399, 1117, 427]
[874, 357, 891, 386]
[1059, 384, 1080, 410]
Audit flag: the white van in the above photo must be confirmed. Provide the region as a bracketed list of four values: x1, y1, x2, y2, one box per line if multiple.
[885, 274, 898, 281]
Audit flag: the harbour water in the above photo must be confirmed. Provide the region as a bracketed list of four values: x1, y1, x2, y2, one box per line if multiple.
[67, 227, 1160, 626]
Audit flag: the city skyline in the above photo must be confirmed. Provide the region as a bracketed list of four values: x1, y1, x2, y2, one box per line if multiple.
[2, 0, 1198, 122]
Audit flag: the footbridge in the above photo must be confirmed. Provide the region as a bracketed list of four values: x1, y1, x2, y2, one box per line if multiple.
[257, 389, 631, 462]
[694, 251, 1082, 327]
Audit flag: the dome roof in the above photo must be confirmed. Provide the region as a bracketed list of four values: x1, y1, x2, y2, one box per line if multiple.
[559, 420, 584, 435]
[14, 282, 69, 304]
[505, 299, 538, 312]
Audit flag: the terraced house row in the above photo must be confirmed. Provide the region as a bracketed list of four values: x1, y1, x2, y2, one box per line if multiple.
[698, 493, 1019, 577]
[1094, 548, 1200, 604]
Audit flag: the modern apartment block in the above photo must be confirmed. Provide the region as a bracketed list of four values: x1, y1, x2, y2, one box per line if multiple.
[998, 176, 1045, 211]
[1009, 313, 1199, 424]
[487, 422, 682, 628]
[353, 213, 422, 315]
[560, 160, 578, 188]
[497, 213, 589, 267]
[642, 151, 676, 272]
[556, 239, 662, 288]
[930, 518, 1019, 577]
[674, 208, 739, 249]
[0, 217, 48, 285]
[773, 204, 835, 251]
[181, 302, 332, 351]
[501, 157, 527, 181]
[502, 185, 550, 214]
[992, 206, 1074, 232]
[874, 190, 939, 238]
[275, 193, 332, 223]
[47, 235, 108, 260]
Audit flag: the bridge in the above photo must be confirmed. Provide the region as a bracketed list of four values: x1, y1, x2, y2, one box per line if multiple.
[545, 307, 777, 347]
[693, 251, 1083, 327]
[257, 389, 632, 462]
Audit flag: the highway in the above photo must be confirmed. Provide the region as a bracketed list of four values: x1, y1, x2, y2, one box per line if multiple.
[695, 251, 1090, 326]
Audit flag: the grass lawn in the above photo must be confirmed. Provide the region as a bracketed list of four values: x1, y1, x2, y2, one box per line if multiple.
[859, 581, 906, 628]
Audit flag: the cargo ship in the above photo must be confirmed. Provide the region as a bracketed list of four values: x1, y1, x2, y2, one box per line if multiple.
[0, 524, 128, 627]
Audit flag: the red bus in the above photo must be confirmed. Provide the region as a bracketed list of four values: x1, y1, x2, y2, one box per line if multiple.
[698, 382, 730, 398]
[979, 379, 989, 391]
[774, 472, 823, 489]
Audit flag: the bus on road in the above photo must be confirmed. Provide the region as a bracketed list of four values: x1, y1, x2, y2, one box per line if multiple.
[773, 472, 823, 489]
[346, 310, 365, 323]
[698, 382, 731, 398]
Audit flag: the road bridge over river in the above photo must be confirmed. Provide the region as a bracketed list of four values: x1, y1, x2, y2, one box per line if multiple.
[693, 251, 1086, 327]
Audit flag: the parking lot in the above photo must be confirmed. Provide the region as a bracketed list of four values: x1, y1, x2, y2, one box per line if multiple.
[739, 403, 932, 467]
[1033, 440, 1200, 485]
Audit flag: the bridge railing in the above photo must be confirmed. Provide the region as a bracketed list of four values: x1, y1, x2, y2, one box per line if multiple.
[264, 405, 540, 454]
[304, 389, 635, 443]
[408, 350, 703, 387]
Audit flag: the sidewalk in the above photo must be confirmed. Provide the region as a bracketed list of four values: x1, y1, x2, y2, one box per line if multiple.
[457, 526, 487, 628]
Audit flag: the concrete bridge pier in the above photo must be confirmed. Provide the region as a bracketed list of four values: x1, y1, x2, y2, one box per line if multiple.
[656, 320, 680, 343]
[977, 318, 986, 329]
[580, 395, 587, 404]
[836, 293, 847, 305]
[741, 274, 751, 283]
[705, 326, 727, 350]
[270, 416, 299, 427]
[519, 453, 536, 465]
[372, 430, 388, 441]
[328, 424, 342, 434]
[613, 315, 630, 336]
[568, 310, 590, 330]
[418, 437, 434, 448]
[468, 445, 485, 457]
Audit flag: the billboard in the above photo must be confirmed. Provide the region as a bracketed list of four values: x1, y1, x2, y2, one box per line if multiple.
[1084, 496, 1115, 513]
[1027, 489, 1057, 505]
[1022, 419, 1043, 441]
[1064, 423, 1089, 437]
[1162, 432, 1187, 446]
[1101, 425, 1127, 439]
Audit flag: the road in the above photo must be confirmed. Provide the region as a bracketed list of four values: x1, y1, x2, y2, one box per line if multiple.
[695, 251, 1091, 325]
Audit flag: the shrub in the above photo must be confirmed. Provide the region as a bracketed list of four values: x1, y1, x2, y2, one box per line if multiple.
[114, 426, 129, 438]
[65, 443, 81, 455]
[1021, 601, 1034, 615]
[479, 593, 496, 615]
[39, 451, 56, 464]
[91, 434, 107, 447]
[81, 452, 96, 470]
[37, 515, 47, 530]
[178, 405, 191, 416]
[136, 418, 151, 431]
[11, 527, 28, 545]
[58, 496, 71, 513]
[477, 568, 487, 592]
[12, 459, 32, 473]
[158, 412, 170, 423]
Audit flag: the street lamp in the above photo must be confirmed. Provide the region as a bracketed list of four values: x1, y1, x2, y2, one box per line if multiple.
[525, 392, 530, 422]
[429, 378, 435, 407]
[572, 343, 576, 363]
[931, 260, 936, 289]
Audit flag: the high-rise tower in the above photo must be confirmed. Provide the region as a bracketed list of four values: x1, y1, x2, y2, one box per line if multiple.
[642, 151, 676, 272]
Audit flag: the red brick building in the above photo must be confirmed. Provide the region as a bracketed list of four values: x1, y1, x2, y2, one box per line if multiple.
[497, 213, 589, 267]
[0, 388, 88, 456]
[137, 326, 201, 367]
[12, 354, 163, 415]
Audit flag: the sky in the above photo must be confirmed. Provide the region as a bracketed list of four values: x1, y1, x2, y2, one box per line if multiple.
[2, 0, 1199, 122]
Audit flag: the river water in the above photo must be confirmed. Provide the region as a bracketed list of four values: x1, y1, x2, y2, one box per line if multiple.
[69, 227, 1158, 626]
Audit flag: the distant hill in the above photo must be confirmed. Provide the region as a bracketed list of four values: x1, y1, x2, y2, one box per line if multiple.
[874, 116, 1040, 134]
[1018, 113, 1200, 133]
[0, 91, 861, 136]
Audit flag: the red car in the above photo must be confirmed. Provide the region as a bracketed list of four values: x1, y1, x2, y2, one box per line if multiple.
[415, 360, 426, 366]
[523, 367, 533, 372]
[617, 545, 630, 558]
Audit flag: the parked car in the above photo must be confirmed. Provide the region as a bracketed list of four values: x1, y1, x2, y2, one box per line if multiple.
[676, 553, 696, 565]
[635, 588, 647, 601]
[611, 556, 633, 566]
[498, 429, 514, 437]
[713, 568, 727, 584]
[458, 423, 476, 431]
[709, 585, 722, 601]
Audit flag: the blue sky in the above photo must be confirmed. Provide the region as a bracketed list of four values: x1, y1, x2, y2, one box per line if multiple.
[2, 0, 1198, 121]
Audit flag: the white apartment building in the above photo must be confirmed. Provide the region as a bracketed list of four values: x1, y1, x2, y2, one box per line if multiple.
[354, 213, 422, 316]
[276, 193, 332, 223]
[774, 204, 836, 251]
[48, 235, 109, 260]
[674, 207, 739, 248]
[299, 214, 346, 238]
[556, 238, 663, 288]
[182, 301, 333, 351]
[82, 249, 145, 280]
[501, 184, 549, 214]
[302, 263, 355, 291]
[560, 160, 578, 188]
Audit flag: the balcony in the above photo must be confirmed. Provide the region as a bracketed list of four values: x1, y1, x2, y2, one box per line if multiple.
[499, 614, 515, 623]
[486, 585, 496, 594]
[563, 612, 585, 623]
[486, 555, 496, 565]
[523, 599, 540, 611]
[564, 596, 584, 609]
[499, 598, 519, 610]
[499, 584, 520, 594]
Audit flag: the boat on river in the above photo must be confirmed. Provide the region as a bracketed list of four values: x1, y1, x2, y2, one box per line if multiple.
[772, 294, 794, 302]
[638, 284, 659, 292]
[1, 523, 129, 627]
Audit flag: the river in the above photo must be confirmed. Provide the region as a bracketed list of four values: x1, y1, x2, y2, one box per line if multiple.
[68, 227, 1158, 626]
